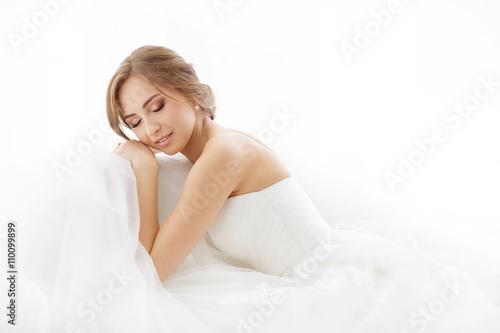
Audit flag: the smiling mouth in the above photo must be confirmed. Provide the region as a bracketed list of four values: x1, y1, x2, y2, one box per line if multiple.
[156, 133, 172, 144]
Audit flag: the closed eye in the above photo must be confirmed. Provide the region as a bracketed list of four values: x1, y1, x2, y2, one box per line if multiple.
[153, 103, 164, 112]
[131, 103, 164, 128]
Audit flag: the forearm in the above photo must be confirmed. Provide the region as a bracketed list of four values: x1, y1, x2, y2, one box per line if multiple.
[133, 161, 159, 253]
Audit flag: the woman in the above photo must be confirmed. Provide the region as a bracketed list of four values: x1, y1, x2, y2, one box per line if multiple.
[106, 45, 294, 281]
[100, 45, 500, 332]
[15, 45, 499, 332]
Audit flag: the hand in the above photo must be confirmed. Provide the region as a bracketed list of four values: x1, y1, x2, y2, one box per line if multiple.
[113, 139, 158, 169]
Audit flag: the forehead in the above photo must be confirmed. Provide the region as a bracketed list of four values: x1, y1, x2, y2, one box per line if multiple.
[118, 76, 157, 114]
[118, 76, 182, 115]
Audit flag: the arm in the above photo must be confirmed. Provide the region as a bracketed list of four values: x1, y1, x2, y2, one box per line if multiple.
[149, 140, 251, 281]
[112, 139, 161, 253]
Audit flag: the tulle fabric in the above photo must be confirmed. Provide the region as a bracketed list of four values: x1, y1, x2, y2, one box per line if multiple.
[12, 145, 500, 333]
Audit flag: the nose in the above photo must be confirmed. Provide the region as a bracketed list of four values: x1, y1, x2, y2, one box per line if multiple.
[144, 118, 160, 137]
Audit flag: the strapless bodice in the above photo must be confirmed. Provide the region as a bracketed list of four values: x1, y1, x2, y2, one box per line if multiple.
[207, 176, 332, 276]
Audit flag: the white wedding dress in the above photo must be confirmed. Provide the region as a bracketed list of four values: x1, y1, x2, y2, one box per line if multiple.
[12, 146, 500, 333]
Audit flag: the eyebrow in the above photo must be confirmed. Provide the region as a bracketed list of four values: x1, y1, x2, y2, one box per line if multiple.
[123, 94, 160, 120]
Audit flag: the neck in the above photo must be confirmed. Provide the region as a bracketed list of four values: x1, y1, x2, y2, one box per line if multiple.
[181, 115, 212, 164]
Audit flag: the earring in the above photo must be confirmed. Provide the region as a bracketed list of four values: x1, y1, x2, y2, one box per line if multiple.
[194, 105, 200, 110]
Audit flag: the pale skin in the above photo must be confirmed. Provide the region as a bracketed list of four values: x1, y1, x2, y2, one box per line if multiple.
[114, 76, 290, 281]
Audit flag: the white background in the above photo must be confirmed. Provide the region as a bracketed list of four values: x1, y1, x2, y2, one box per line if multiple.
[1, 0, 499, 237]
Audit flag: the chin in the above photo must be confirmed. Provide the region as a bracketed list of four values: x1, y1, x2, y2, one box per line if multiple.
[158, 149, 178, 156]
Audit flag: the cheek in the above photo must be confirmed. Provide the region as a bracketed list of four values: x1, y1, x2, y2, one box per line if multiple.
[132, 128, 148, 141]
[170, 112, 190, 134]
[179, 113, 193, 128]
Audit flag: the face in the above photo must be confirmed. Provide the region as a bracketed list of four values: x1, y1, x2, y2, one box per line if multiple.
[118, 76, 197, 154]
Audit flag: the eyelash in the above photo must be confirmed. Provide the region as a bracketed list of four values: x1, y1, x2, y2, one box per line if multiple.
[131, 103, 164, 129]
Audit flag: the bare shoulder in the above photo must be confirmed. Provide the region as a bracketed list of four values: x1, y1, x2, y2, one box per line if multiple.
[203, 128, 291, 197]
[201, 132, 258, 178]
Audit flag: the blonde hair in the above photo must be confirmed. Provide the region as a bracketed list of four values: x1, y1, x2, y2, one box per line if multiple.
[106, 45, 216, 141]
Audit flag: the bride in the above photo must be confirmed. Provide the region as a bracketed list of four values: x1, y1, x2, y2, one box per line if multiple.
[106, 45, 292, 280]
[14, 45, 500, 333]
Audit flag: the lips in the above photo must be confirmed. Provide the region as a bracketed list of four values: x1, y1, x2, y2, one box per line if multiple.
[155, 133, 172, 144]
